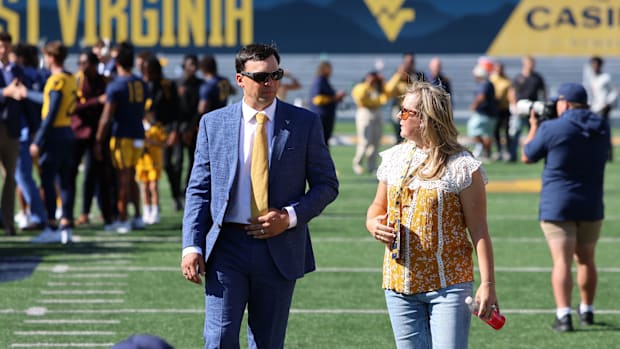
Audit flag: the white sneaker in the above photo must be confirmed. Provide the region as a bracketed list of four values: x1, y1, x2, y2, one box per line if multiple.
[151, 212, 160, 224]
[59, 226, 72, 244]
[142, 212, 152, 225]
[14, 211, 29, 229]
[31, 227, 61, 244]
[116, 220, 132, 234]
[103, 220, 121, 232]
[131, 217, 145, 230]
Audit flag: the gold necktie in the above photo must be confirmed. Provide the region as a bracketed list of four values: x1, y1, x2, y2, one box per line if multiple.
[251, 112, 269, 217]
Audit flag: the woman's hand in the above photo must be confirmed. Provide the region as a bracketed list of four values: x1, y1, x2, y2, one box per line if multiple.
[366, 213, 396, 246]
[474, 282, 499, 321]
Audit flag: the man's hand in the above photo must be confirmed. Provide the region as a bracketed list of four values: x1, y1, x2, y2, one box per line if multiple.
[246, 209, 290, 239]
[29, 143, 39, 158]
[180, 253, 206, 285]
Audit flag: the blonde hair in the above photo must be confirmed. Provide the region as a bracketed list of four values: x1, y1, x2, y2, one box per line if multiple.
[405, 80, 466, 180]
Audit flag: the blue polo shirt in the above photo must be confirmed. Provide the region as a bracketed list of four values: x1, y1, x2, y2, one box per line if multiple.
[524, 108, 609, 221]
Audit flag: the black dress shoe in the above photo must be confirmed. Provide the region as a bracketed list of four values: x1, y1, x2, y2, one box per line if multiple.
[578, 310, 594, 326]
[21, 222, 45, 231]
[552, 314, 574, 332]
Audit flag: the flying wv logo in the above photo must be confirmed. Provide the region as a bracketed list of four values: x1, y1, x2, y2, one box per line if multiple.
[364, 0, 415, 42]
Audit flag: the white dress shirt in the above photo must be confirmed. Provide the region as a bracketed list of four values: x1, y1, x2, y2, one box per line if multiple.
[182, 99, 297, 257]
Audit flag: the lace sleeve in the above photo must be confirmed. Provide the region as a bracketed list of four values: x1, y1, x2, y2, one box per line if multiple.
[448, 152, 488, 193]
[376, 143, 413, 183]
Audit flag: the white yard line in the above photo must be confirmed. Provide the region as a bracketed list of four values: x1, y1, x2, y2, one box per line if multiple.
[40, 290, 125, 295]
[11, 343, 114, 348]
[36, 266, 620, 273]
[24, 319, 120, 324]
[14, 331, 115, 336]
[47, 282, 128, 287]
[37, 299, 125, 304]
[50, 273, 128, 278]
[7, 307, 620, 316]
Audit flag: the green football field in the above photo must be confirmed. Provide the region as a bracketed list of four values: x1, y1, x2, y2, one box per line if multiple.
[1, 130, 619, 348]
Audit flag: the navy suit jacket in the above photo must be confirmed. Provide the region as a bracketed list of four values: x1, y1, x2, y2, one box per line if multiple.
[0, 64, 35, 138]
[182, 100, 339, 280]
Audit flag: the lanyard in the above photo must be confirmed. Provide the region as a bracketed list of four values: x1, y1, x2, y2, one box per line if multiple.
[390, 144, 420, 260]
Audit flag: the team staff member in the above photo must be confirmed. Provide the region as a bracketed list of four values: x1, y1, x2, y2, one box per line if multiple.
[181, 43, 339, 348]
[522, 83, 609, 332]
[29, 41, 77, 244]
[96, 41, 147, 234]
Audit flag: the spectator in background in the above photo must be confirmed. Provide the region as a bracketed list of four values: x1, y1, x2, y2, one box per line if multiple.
[276, 70, 301, 102]
[70, 49, 113, 227]
[366, 80, 498, 348]
[12, 42, 46, 231]
[96, 41, 146, 234]
[427, 57, 452, 95]
[584, 56, 617, 162]
[135, 50, 153, 78]
[351, 71, 388, 175]
[177, 54, 203, 189]
[508, 55, 546, 162]
[143, 56, 181, 216]
[385, 53, 424, 144]
[136, 106, 167, 225]
[29, 41, 77, 244]
[490, 62, 512, 161]
[468, 65, 497, 160]
[0, 33, 33, 236]
[522, 83, 609, 332]
[309, 60, 345, 146]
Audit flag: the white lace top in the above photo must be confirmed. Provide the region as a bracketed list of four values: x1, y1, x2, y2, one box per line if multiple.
[376, 142, 487, 294]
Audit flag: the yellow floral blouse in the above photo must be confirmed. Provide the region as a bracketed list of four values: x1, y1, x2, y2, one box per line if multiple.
[376, 142, 487, 295]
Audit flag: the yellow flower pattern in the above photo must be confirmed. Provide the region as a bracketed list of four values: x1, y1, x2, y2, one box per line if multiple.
[376, 143, 486, 295]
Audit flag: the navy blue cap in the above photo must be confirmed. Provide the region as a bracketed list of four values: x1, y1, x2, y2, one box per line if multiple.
[111, 334, 174, 349]
[556, 83, 588, 105]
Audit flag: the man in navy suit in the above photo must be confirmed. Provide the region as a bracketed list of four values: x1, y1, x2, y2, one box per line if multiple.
[0, 32, 33, 236]
[181, 43, 339, 348]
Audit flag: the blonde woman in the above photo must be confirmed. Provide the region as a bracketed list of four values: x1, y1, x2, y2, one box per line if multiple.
[366, 81, 499, 348]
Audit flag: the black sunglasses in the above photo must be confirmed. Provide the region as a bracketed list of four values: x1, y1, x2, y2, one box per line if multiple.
[240, 69, 284, 83]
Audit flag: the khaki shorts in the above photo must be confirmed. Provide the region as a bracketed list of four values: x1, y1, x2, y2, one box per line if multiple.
[540, 220, 602, 244]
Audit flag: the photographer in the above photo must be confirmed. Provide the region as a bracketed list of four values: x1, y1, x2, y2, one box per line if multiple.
[522, 83, 610, 332]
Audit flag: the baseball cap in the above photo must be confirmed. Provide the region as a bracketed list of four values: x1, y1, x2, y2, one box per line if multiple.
[555, 83, 588, 105]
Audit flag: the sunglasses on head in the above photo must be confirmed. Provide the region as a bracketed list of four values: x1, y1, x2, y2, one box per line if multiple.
[399, 107, 419, 120]
[240, 68, 284, 83]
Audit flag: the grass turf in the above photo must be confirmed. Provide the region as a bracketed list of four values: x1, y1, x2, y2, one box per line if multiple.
[1, 132, 619, 348]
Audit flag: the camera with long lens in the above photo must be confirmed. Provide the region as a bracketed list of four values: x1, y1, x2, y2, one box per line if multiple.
[515, 99, 558, 122]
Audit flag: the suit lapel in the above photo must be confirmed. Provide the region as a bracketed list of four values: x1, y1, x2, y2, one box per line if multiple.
[222, 104, 242, 187]
[271, 102, 290, 164]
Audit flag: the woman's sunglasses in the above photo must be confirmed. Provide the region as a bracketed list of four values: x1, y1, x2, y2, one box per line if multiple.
[240, 69, 284, 83]
[399, 107, 419, 120]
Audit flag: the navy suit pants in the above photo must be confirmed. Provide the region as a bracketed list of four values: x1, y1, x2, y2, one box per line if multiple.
[204, 224, 296, 349]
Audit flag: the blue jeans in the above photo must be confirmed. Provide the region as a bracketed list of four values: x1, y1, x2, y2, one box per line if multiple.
[15, 139, 46, 223]
[385, 282, 473, 349]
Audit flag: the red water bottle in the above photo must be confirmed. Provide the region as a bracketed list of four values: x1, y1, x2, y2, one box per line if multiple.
[465, 296, 506, 330]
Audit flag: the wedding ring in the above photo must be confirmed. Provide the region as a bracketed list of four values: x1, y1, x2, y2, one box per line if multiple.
[260, 229, 265, 235]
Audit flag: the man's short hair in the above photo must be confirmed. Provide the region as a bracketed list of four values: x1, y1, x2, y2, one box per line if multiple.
[115, 41, 135, 70]
[590, 56, 603, 66]
[235, 43, 280, 73]
[42, 41, 68, 65]
[0, 32, 12, 44]
[199, 55, 218, 75]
